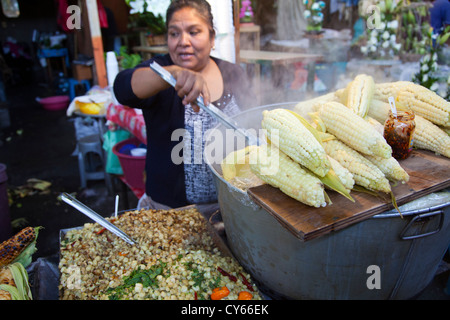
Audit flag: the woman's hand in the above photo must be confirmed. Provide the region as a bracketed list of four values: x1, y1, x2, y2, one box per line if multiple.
[168, 66, 210, 112]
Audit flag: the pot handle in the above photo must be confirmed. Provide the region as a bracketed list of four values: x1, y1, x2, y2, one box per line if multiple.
[400, 210, 444, 240]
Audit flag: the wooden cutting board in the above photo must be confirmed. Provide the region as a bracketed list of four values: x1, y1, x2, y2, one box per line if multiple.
[247, 150, 450, 242]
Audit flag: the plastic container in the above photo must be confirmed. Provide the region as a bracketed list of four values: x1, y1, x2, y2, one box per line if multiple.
[112, 137, 146, 190]
[37, 95, 70, 111]
[0, 163, 12, 242]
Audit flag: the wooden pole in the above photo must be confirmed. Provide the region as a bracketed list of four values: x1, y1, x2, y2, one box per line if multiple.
[233, 0, 240, 63]
[86, 0, 107, 88]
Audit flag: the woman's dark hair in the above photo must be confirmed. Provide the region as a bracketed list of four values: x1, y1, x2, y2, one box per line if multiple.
[166, 0, 216, 39]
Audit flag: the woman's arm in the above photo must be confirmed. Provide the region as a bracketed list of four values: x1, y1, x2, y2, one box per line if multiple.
[131, 65, 211, 107]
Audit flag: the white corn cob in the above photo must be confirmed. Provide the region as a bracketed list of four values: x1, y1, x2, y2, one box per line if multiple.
[261, 108, 331, 177]
[368, 98, 390, 124]
[341, 74, 375, 117]
[413, 115, 450, 158]
[323, 139, 392, 193]
[327, 155, 355, 191]
[293, 92, 338, 116]
[375, 81, 450, 127]
[365, 116, 384, 135]
[365, 155, 410, 183]
[249, 145, 327, 207]
[318, 101, 392, 159]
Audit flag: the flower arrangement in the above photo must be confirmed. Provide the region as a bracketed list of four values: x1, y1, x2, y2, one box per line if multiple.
[359, 0, 402, 59]
[240, 0, 254, 24]
[412, 26, 450, 96]
[302, 0, 326, 32]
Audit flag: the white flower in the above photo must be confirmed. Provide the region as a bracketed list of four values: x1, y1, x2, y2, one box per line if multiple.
[361, 46, 368, 54]
[431, 62, 438, 72]
[387, 20, 398, 29]
[394, 43, 402, 51]
[432, 53, 438, 61]
[370, 45, 377, 52]
[430, 82, 439, 92]
[129, 0, 146, 14]
[423, 74, 428, 82]
[382, 41, 390, 48]
[382, 31, 390, 40]
[311, 2, 320, 10]
[371, 30, 378, 37]
[389, 34, 396, 43]
[379, 22, 386, 30]
[422, 54, 431, 63]
[369, 36, 378, 45]
[421, 64, 429, 72]
[304, 10, 311, 18]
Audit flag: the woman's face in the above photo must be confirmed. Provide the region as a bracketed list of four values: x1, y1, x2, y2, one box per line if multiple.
[167, 7, 214, 71]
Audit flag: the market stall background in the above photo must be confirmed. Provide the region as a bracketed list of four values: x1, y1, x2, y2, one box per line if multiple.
[0, 0, 449, 300]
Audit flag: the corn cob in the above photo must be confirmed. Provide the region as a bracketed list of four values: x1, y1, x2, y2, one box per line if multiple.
[327, 155, 355, 191]
[293, 92, 338, 116]
[323, 139, 392, 193]
[0, 227, 36, 268]
[317, 101, 392, 159]
[368, 98, 390, 124]
[365, 155, 410, 183]
[365, 116, 384, 135]
[0, 267, 14, 300]
[340, 74, 375, 117]
[248, 145, 327, 207]
[413, 115, 450, 158]
[261, 108, 331, 177]
[375, 81, 450, 127]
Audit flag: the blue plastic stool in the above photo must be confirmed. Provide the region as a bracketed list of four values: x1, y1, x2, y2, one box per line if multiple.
[68, 78, 91, 100]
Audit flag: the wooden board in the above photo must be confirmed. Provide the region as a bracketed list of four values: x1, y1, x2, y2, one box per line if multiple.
[247, 150, 450, 242]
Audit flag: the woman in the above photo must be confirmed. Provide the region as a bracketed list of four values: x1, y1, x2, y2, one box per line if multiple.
[114, 0, 254, 210]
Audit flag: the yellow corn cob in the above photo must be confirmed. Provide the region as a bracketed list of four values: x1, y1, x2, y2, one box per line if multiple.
[375, 81, 450, 127]
[368, 98, 390, 124]
[323, 139, 392, 193]
[365, 155, 410, 183]
[0, 227, 36, 268]
[261, 108, 331, 177]
[341, 74, 375, 117]
[318, 101, 392, 158]
[293, 92, 338, 116]
[413, 115, 450, 158]
[327, 155, 355, 191]
[249, 145, 327, 207]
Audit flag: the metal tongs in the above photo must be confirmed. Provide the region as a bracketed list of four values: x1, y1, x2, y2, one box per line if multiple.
[60, 192, 136, 245]
[149, 61, 262, 146]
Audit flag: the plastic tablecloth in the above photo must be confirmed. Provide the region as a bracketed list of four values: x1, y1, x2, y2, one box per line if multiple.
[106, 103, 147, 144]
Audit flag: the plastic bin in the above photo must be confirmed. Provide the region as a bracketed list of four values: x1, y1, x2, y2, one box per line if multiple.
[112, 137, 146, 190]
[0, 163, 12, 241]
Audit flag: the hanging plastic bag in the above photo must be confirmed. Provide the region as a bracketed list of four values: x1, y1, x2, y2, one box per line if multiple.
[103, 125, 131, 175]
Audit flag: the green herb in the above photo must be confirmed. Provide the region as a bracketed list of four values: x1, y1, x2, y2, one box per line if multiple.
[106, 260, 166, 300]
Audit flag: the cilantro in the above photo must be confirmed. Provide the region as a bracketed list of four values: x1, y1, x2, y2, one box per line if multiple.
[106, 260, 166, 300]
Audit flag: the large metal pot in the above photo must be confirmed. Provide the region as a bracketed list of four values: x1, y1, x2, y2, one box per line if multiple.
[204, 103, 450, 300]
